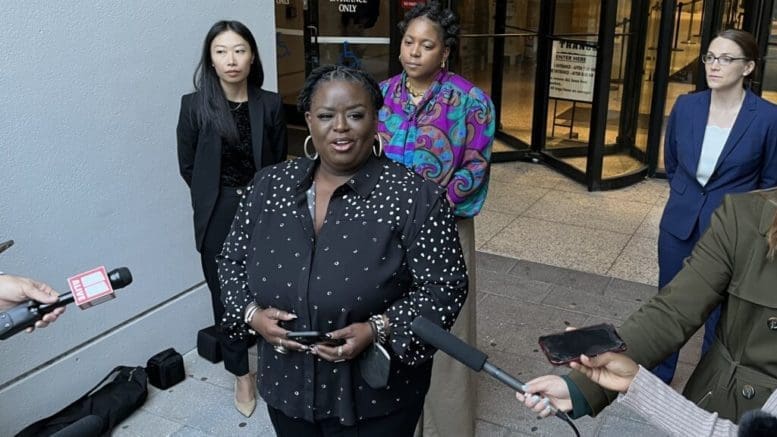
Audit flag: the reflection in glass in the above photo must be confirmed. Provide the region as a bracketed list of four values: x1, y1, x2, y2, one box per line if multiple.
[657, 0, 711, 172]
[457, 0, 539, 152]
[544, 0, 600, 172]
[315, 0, 391, 82]
[275, 0, 306, 107]
[760, 2, 777, 104]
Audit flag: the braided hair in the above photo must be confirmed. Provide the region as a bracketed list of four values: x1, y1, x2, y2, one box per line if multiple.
[297, 65, 382, 114]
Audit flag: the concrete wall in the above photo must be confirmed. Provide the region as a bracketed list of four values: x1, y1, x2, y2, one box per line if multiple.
[0, 1, 277, 433]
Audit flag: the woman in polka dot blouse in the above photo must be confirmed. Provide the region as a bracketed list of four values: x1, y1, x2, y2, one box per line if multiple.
[217, 65, 468, 436]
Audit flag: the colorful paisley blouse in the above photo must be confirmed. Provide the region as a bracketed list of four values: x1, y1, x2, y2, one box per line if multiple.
[378, 70, 495, 218]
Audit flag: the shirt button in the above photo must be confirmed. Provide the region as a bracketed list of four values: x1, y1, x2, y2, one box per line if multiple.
[768, 317, 777, 331]
[741, 384, 755, 399]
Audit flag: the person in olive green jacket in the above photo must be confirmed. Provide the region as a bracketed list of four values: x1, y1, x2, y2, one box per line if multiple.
[517, 188, 777, 423]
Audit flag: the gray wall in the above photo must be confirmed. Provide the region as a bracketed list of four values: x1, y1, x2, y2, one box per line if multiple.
[0, 1, 277, 433]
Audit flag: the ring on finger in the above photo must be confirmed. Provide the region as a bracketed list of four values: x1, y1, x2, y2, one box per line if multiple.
[337, 345, 343, 357]
[273, 338, 288, 354]
[275, 309, 281, 319]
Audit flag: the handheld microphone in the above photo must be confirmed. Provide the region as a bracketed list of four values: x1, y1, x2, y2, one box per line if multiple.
[0, 267, 132, 340]
[411, 316, 580, 436]
[739, 409, 777, 436]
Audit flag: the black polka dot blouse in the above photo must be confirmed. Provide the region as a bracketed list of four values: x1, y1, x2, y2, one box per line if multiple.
[217, 154, 468, 426]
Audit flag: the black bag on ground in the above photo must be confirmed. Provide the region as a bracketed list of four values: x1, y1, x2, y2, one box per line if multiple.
[16, 365, 147, 437]
[146, 348, 185, 389]
[197, 325, 223, 363]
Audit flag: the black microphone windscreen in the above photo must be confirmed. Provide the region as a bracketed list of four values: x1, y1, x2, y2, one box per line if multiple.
[738, 409, 777, 437]
[108, 267, 132, 289]
[411, 316, 487, 371]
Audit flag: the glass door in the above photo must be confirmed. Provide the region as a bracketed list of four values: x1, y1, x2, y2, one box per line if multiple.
[275, 0, 307, 123]
[759, 0, 777, 104]
[538, 0, 650, 189]
[275, 0, 392, 124]
[306, 0, 392, 80]
[455, 0, 540, 160]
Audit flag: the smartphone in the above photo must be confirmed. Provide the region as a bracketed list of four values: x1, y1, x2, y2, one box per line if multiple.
[538, 323, 627, 365]
[286, 331, 346, 347]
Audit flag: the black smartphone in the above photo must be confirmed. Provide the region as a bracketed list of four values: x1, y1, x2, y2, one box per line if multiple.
[538, 323, 627, 366]
[286, 331, 346, 347]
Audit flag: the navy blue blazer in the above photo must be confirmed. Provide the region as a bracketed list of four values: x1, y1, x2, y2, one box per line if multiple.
[177, 86, 288, 251]
[660, 89, 777, 241]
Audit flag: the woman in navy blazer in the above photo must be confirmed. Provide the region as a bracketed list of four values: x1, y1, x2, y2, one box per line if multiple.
[177, 20, 288, 416]
[655, 29, 777, 383]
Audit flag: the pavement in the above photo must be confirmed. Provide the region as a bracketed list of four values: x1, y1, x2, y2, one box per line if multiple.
[110, 161, 699, 436]
[112, 251, 702, 436]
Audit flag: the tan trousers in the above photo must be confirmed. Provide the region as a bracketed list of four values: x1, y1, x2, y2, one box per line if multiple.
[416, 217, 477, 437]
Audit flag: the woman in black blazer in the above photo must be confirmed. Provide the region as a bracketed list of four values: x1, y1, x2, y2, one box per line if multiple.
[177, 20, 288, 417]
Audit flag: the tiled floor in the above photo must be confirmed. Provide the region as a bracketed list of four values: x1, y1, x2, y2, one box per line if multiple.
[480, 159, 667, 286]
[112, 161, 693, 436]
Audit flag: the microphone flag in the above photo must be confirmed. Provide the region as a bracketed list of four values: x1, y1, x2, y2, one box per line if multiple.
[67, 266, 115, 309]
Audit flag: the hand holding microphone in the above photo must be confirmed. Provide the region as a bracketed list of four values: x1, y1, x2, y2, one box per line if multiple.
[0, 267, 132, 339]
[410, 316, 580, 436]
[0, 275, 65, 332]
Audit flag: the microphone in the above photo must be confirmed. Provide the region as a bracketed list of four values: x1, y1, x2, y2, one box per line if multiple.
[411, 316, 580, 436]
[0, 267, 132, 340]
[738, 409, 777, 436]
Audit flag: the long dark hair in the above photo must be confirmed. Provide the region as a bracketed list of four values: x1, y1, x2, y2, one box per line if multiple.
[192, 20, 264, 144]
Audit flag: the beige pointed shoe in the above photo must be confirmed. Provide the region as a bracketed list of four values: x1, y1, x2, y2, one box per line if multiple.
[234, 378, 256, 417]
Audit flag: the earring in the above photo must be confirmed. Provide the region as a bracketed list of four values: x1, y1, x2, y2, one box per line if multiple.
[373, 134, 384, 157]
[303, 135, 318, 160]
[441, 59, 447, 69]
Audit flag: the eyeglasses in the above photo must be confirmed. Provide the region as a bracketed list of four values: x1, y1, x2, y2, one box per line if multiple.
[701, 53, 749, 66]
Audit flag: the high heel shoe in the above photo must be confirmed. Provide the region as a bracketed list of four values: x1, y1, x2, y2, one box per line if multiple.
[234, 377, 256, 417]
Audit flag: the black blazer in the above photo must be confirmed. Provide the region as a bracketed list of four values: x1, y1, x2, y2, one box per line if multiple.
[177, 86, 288, 251]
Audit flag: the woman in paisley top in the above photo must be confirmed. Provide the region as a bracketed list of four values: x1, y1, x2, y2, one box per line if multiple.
[377, 3, 495, 436]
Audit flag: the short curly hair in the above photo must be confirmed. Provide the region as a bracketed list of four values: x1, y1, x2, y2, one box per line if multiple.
[297, 64, 383, 113]
[398, 1, 460, 53]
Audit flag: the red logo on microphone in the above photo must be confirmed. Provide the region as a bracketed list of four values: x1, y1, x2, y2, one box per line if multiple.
[68, 266, 115, 309]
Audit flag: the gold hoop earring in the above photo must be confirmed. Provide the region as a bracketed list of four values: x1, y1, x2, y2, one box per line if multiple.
[373, 134, 384, 157]
[304, 135, 318, 160]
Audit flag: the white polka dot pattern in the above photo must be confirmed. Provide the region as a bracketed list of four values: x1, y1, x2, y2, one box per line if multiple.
[216, 155, 467, 425]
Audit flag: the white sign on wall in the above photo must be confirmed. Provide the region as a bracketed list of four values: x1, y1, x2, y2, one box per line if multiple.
[549, 40, 597, 103]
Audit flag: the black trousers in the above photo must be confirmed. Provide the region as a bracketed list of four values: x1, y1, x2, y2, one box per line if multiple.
[267, 403, 423, 437]
[200, 186, 253, 377]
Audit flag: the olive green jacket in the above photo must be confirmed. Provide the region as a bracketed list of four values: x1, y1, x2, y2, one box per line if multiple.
[569, 189, 777, 422]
